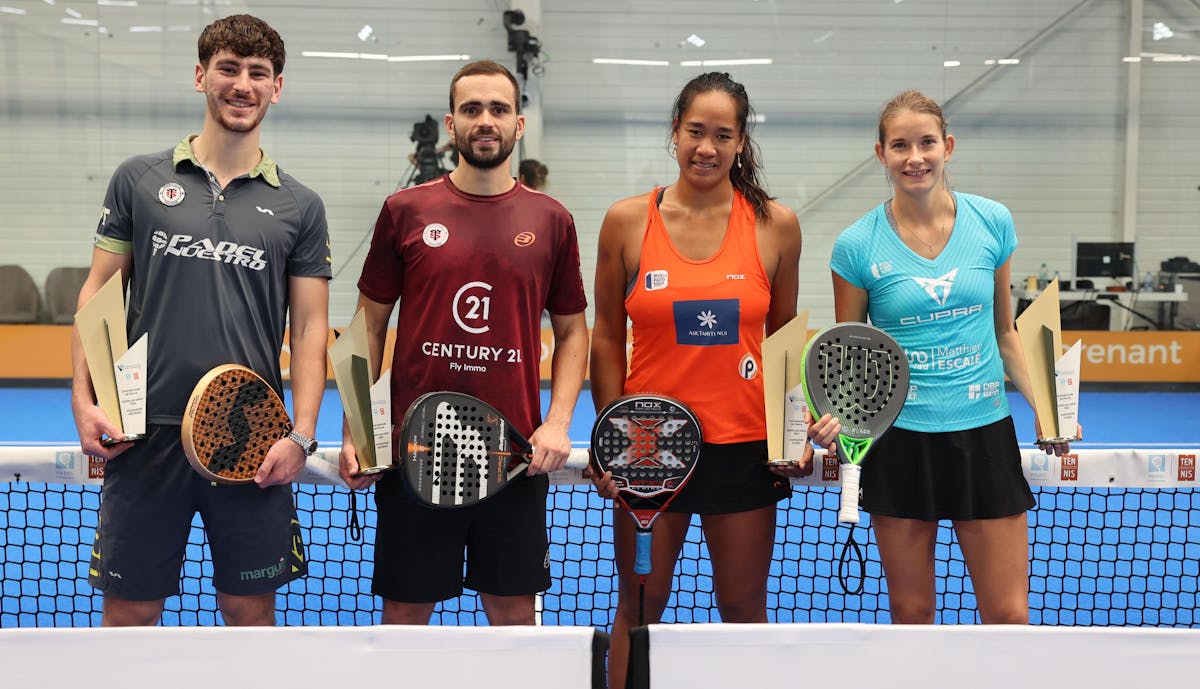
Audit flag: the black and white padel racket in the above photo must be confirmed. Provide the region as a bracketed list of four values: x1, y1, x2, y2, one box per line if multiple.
[802, 323, 908, 592]
[591, 394, 702, 624]
[399, 391, 587, 508]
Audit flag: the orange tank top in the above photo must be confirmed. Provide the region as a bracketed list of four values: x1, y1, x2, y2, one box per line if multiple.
[624, 188, 771, 444]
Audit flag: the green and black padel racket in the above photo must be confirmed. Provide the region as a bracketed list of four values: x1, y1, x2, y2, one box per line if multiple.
[802, 322, 909, 523]
[802, 323, 908, 592]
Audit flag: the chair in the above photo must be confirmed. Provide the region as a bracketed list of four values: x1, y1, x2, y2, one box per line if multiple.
[0, 265, 41, 323]
[44, 266, 91, 325]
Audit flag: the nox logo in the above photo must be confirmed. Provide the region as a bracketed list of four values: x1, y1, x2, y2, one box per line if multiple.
[913, 268, 958, 306]
[634, 400, 664, 411]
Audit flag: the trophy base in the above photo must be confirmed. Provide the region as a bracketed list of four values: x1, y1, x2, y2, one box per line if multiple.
[1035, 436, 1080, 445]
[101, 433, 146, 447]
[767, 458, 801, 466]
[358, 464, 394, 475]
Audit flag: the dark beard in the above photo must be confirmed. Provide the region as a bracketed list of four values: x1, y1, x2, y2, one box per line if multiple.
[454, 131, 515, 170]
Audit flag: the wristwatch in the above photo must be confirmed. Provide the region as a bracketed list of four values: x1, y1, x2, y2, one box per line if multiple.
[287, 430, 318, 457]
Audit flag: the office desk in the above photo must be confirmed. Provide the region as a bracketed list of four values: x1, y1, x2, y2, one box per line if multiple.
[1012, 287, 1188, 330]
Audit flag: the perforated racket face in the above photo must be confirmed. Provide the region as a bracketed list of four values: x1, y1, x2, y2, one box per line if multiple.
[400, 392, 531, 508]
[802, 323, 909, 465]
[182, 364, 293, 484]
[591, 395, 702, 528]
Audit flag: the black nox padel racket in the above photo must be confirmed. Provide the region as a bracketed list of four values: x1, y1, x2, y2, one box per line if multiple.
[802, 323, 908, 592]
[182, 364, 293, 484]
[399, 391, 588, 507]
[591, 394, 702, 625]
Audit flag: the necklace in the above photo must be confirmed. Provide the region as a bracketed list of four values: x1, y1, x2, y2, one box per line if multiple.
[899, 219, 946, 256]
[891, 197, 956, 258]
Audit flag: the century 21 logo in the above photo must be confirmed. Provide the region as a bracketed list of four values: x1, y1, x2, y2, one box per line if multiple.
[453, 281, 494, 334]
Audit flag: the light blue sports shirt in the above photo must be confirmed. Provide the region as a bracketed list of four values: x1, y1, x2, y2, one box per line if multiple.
[830, 192, 1016, 432]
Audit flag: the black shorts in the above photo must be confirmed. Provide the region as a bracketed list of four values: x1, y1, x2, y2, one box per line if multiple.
[371, 470, 552, 603]
[666, 440, 791, 515]
[860, 416, 1035, 522]
[88, 425, 306, 600]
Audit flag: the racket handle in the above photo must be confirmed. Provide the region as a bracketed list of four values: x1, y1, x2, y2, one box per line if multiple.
[565, 448, 589, 469]
[838, 463, 862, 524]
[634, 530, 652, 575]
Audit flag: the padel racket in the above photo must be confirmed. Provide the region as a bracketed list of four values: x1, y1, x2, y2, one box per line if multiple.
[802, 323, 908, 592]
[399, 391, 588, 507]
[182, 364, 293, 484]
[591, 394, 702, 624]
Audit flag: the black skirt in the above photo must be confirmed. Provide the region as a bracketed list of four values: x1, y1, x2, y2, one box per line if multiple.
[666, 440, 791, 515]
[859, 416, 1035, 521]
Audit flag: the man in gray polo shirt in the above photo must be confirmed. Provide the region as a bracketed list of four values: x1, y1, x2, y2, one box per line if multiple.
[70, 14, 330, 626]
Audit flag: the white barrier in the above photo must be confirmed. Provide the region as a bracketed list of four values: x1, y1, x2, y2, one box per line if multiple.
[0, 625, 605, 689]
[3, 445, 1198, 488]
[632, 623, 1200, 689]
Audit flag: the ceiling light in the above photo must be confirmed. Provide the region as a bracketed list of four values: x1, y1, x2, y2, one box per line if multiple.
[97, 1, 139, 6]
[680, 58, 772, 67]
[386, 54, 471, 62]
[358, 24, 373, 42]
[129, 25, 163, 32]
[998, 58, 1020, 65]
[1152, 22, 1174, 40]
[943, 60, 960, 67]
[813, 31, 833, 44]
[64, 6, 81, 17]
[0, 6, 28, 13]
[593, 58, 671, 66]
[685, 34, 705, 48]
[301, 51, 362, 59]
[61, 17, 98, 25]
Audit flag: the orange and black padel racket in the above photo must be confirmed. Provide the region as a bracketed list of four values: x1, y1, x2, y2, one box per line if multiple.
[182, 364, 293, 484]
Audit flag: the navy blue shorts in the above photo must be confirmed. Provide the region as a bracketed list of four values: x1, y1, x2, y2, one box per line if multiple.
[89, 425, 306, 600]
[371, 471, 551, 603]
[860, 416, 1035, 521]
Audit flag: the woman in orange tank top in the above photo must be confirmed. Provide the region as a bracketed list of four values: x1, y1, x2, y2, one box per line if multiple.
[590, 72, 840, 689]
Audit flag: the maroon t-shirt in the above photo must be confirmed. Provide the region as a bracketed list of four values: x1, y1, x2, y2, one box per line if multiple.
[359, 176, 587, 436]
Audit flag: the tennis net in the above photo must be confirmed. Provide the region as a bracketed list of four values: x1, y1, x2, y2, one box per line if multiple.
[2, 446, 1197, 627]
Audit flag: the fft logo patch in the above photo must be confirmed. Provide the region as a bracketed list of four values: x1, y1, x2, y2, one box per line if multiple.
[1148, 454, 1168, 482]
[1028, 453, 1050, 481]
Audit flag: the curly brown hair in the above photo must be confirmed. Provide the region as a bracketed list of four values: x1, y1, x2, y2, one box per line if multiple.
[197, 14, 286, 76]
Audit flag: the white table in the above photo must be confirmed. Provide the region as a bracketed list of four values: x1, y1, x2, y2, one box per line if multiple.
[1012, 287, 1187, 330]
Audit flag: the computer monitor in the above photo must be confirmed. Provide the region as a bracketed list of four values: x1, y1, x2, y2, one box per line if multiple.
[1075, 241, 1134, 281]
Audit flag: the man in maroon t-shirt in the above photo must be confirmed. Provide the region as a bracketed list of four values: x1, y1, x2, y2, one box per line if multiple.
[339, 60, 588, 625]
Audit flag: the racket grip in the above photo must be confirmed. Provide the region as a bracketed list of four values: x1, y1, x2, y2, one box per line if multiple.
[634, 530, 652, 575]
[565, 448, 590, 469]
[838, 463, 862, 524]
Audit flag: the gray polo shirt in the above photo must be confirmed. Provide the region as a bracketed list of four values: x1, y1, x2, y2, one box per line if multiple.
[94, 136, 331, 425]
